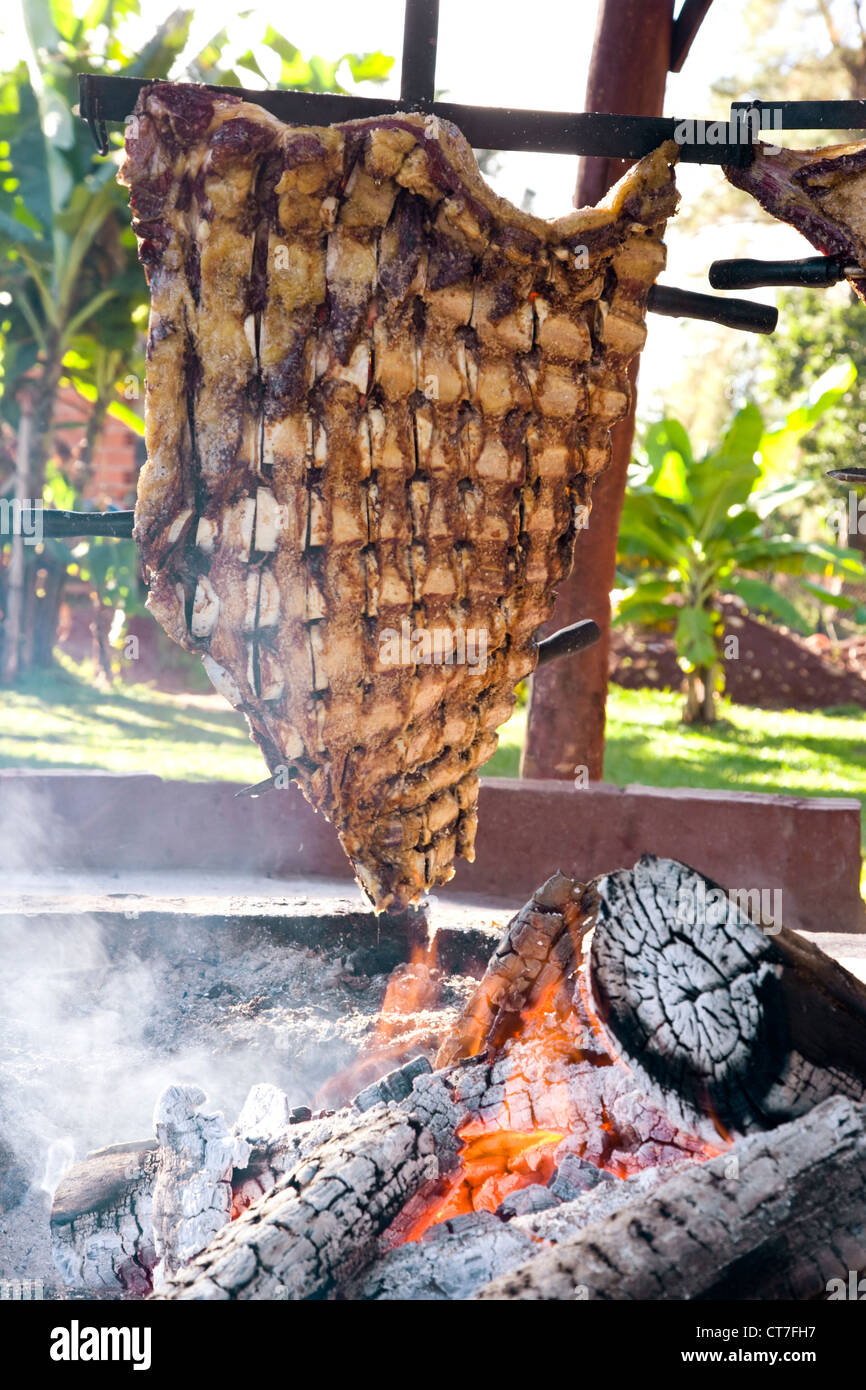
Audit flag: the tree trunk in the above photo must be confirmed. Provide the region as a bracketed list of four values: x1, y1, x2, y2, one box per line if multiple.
[683, 664, 717, 724]
[2, 402, 33, 684]
[5, 352, 68, 679]
[31, 555, 66, 669]
[523, 0, 675, 781]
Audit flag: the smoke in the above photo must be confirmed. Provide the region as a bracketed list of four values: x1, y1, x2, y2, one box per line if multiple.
[0, 780, 383, 1280]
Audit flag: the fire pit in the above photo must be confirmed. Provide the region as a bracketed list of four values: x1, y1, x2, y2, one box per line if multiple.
[6, 0, 866, 1326]
[2, 825, 861, 1304]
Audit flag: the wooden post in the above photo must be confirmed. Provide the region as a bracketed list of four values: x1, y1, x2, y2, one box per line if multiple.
[522, 0, 676, 781]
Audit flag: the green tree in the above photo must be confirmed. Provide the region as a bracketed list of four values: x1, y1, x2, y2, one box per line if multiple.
[616, 370, 864, 724]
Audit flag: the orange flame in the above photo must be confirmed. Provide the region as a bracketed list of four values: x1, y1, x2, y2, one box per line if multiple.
[315, 939, 440, 1109]
[401, 1124, 564, 1242]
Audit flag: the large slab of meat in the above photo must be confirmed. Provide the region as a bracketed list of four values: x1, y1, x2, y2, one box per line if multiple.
[726, 139, 866, 300]
[121, 82, 678, 910]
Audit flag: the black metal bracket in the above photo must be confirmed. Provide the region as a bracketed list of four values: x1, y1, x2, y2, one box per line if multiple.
[78, 72, 756, 164]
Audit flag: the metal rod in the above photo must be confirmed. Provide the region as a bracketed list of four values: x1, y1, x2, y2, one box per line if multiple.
[76, 75, 755, 163]
[41, 509, 135, 539]
[648, 284, 778, 334]
[535, 620, 601, 668]
[731, 97, 866, 129]
[670, 0, 716, 74]
[235, 773, 297, 799]
[400, 0, 439, 109]
[0, 507, 136, 540]
[709, 254, 859, 291]
[235, 620, 600, 797]
[828, 468, 866, 485]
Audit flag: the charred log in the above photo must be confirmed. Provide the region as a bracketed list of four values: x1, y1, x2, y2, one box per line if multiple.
[51, 1140, 158, 1294]
[150, 1085, 252, 1289]
[154, 1104, 442, 1300]
[475, 1094, 866, 1300]
[436, 870, 587, 1069]
[585, 856, 866, 1143]
[50, 1065, 451, 1296]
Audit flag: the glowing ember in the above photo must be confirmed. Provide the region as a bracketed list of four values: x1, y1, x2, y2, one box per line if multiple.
[402, 1125, 564, 1242]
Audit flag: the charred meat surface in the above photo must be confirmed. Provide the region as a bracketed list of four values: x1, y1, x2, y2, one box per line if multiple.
[121, 82, 679, 910]
[726, 139, 866, 301]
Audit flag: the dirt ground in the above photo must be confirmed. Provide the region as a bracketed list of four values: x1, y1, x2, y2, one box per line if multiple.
[610, 598, 866, 710]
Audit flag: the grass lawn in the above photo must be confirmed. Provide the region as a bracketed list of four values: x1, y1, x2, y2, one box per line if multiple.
[2, 664, 865, 843]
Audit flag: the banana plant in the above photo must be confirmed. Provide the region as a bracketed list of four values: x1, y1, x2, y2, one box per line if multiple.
[0, 1, 202, 480]
[616, 365, 864, 724]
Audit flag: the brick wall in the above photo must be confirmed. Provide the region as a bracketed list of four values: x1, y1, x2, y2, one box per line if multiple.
[52, 385, 142, 507]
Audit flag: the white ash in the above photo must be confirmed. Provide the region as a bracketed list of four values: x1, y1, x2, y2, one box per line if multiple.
[0, 894, 473, 1293]
[151, 1085, 251, 1290]
[511, 1157, 697, 1244]
[343, 1211, 538, 1301]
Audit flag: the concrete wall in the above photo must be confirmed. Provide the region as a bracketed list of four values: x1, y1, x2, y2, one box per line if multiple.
[1, 771, 862, 934]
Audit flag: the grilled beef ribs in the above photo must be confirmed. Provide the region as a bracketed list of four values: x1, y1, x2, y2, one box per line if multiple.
[121, 82, 678, 909]
[726, 139, 866, 301]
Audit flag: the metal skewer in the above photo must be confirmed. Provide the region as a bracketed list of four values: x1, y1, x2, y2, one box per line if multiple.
[827, 469, 866, 485]
[0, 507, 135, 540]
[235, 619, 601, 798]
[648, 285, 777, 334]
[710, 255, 864, 292]
[535, 619, 601, 667]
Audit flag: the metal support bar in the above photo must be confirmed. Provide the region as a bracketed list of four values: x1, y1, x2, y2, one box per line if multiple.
[670, 0, 715, 74]
[535, 620, 601, 668]
[400, 0, 439, 109]
[732, 97, 866, 129]
[648, 284, 778, 334]
[15, 508, 136, 539]
[76, 74, 760, 163]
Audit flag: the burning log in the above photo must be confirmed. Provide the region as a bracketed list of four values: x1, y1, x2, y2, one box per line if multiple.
[435, 868, 586, 1069]
[155, 1102, 446, 1300]
[474, 1094, 866, 1300]
[441, 856, 866, 1145]
[584, 856, 866, 1143]
[345, 1159, 698, 1300]
[343, 1210, 539, 1300]
[51, 1140, 158, 1294]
